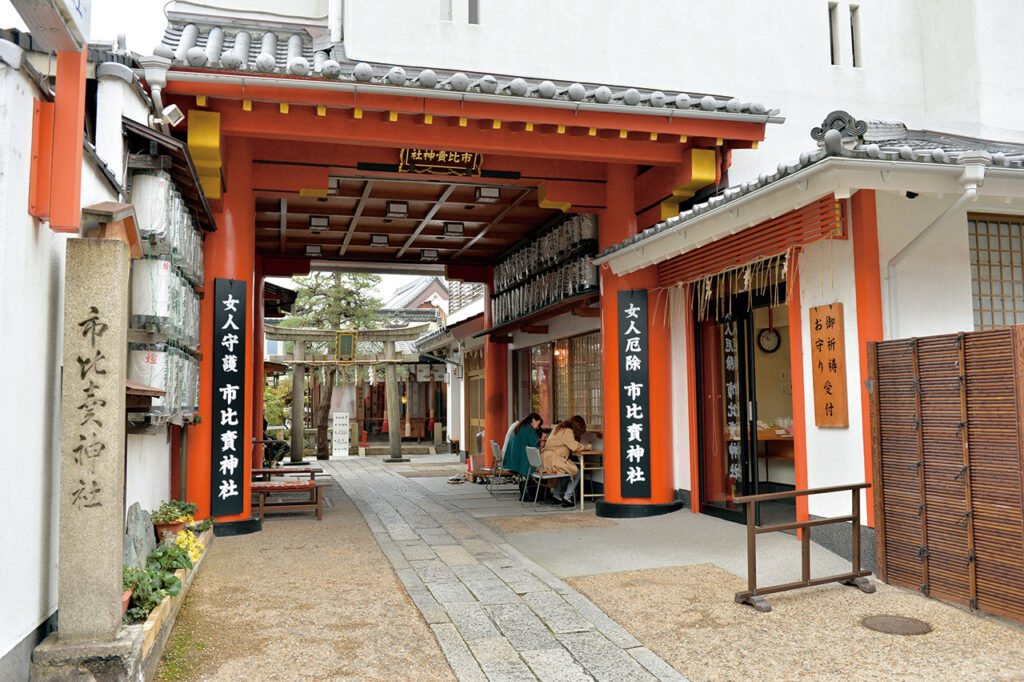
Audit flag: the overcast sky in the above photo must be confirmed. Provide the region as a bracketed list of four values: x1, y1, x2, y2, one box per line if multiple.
[0, 0, 167, 54]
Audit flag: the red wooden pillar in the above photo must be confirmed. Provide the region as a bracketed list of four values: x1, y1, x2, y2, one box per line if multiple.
[597, 164, 678, 517]
[483, 269, 508, 466]
[186, 139, 257, 527]
[48, 49, 87, 232]
[251, 256, 266, 469]
[852, 190, 883, 527]
[788, 248, 809, 527]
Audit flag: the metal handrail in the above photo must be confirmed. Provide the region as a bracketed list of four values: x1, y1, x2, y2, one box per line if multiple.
[733, 482, 876, 612]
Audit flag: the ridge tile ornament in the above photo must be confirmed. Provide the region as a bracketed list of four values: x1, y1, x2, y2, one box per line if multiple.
[618, 290, 651, 498]
[811, 110, 868, 142]
[211, 278, 247, 515]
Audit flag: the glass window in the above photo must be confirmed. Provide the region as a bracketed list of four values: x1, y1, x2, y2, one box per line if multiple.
[530, 343, 553, 425]
[513, 332, 602, 432]
[969, 216, 1024, 330]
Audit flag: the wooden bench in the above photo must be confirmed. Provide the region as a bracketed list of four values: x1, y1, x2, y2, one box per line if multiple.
[251, 466, 322, 482]
[251, 479, 322, 521]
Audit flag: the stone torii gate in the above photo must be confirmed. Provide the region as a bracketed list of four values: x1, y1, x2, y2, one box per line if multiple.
[264, 324, 431, 462]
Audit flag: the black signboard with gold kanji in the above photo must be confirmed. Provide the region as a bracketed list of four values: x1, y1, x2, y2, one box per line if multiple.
[212, 278, 247, 515]
[399, 148, 482, 176]
[618, 290, 651, 498]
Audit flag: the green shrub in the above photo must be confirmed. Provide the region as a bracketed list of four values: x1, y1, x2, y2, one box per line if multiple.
[122, 565, 181, 624]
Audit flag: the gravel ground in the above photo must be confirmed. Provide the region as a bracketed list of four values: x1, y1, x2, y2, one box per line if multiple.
[567, 563, 1024, 682]
[483, 512, 619, 535]
[155, 481, 456, 681]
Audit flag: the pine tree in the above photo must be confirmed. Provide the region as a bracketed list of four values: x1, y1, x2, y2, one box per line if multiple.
[280, 272, 382, 458]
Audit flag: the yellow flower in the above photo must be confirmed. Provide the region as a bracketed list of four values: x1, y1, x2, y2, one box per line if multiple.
[174, 529, 205, 564]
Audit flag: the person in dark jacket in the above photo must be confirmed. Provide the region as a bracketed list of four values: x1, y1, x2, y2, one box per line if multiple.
[502, 412, 543, 479]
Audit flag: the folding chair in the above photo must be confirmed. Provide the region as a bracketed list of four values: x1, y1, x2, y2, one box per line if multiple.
[486, 440, 519, 495]
[524, 446, 571, 509]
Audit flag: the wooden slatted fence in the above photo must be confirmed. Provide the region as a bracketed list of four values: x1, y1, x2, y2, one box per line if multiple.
[869, 328, 1024, 621]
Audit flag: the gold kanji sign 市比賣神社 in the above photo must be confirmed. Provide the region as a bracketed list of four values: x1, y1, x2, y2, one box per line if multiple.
[399, 148, 482, 176]
[810, 302, 848, 427]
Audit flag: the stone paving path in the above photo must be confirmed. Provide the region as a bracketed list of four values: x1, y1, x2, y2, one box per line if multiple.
[321, 458, 687, 682]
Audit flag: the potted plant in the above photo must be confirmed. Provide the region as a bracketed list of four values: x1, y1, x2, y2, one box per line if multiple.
[150, 500, 197, 541]
[121, 587, 132, 617]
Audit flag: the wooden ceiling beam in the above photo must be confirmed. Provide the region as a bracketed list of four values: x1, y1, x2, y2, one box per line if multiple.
[278, 197, 287, 254]
[453, 189, 532, 259]
[396, 184, 458, 258]
[339, 179, 374, 257]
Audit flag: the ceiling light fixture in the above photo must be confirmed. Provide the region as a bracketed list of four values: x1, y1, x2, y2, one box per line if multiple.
[442, 222, 465, 238]
[309, 215, 330, 233]
[305, 244, 322, 257]
[370, 234, 389, 247]
[475, 186, 500, 203]
[386, 201, 409, 218]
[421, 249, 439, 262]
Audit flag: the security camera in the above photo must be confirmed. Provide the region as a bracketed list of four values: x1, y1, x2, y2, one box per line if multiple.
[161, 104, 185, 127]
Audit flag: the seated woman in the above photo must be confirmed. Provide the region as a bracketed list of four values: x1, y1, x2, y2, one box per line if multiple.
[540, 415, 589, 508]
[502, 412, 542, 481]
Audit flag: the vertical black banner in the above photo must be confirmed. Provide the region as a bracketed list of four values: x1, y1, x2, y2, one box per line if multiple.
[722, 322, 741, 500]
[618, 289, 651, 498]
[211, 278, 247, 516]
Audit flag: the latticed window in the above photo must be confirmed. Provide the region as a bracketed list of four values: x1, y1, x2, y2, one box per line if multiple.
[553, 339, 570, 423]
[969, 215, 1024, 330]
[448, 281, 484, 314]
[512, 332, 603, 432]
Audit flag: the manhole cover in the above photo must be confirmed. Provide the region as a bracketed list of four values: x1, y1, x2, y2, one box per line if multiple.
[861, 615, 932, 635]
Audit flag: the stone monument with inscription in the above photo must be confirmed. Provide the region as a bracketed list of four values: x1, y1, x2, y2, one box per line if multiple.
[31, 239, 143, 680]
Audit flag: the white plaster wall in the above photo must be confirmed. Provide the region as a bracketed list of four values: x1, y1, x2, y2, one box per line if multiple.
[669, 301, 691, 493]
[921, 0, 1024, 143]
[340, 0, 1024, 183]
[797, 237, 868, 519]
[0, 65, 67, 661]
[447, 364, 461, 442]
[94, 76, 151, 185]
[0, 62, 172, 662]
[125, 432, 172, 513]
[875, 191, 975, 339]
[508, 311, 600, 352]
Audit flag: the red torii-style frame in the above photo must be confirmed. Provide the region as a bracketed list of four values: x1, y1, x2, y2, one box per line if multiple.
[160, 75, 768, 524]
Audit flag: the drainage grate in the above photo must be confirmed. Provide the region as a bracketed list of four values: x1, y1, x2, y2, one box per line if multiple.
[861, 615, 932, 635]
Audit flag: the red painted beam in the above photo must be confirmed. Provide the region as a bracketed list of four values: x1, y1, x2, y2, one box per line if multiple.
[204, 102, 688, 165]
[163, 75, 768, 141]
[245, 137, 611, 182]
[167, 94, 725, 166]
[252, 163, 330, 193]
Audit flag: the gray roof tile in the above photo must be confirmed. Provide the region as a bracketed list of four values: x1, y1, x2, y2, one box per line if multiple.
[599, 111, 1024, 260]
[153, 18, 779, 120]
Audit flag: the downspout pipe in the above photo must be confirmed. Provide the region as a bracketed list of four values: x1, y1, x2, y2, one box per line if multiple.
[329, 0, 343, 44]
[137, 55, 172, 134]
[884, 151, 991, 339]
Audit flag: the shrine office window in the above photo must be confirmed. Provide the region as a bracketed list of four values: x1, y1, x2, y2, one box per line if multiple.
[968, 215, 1024, 329]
